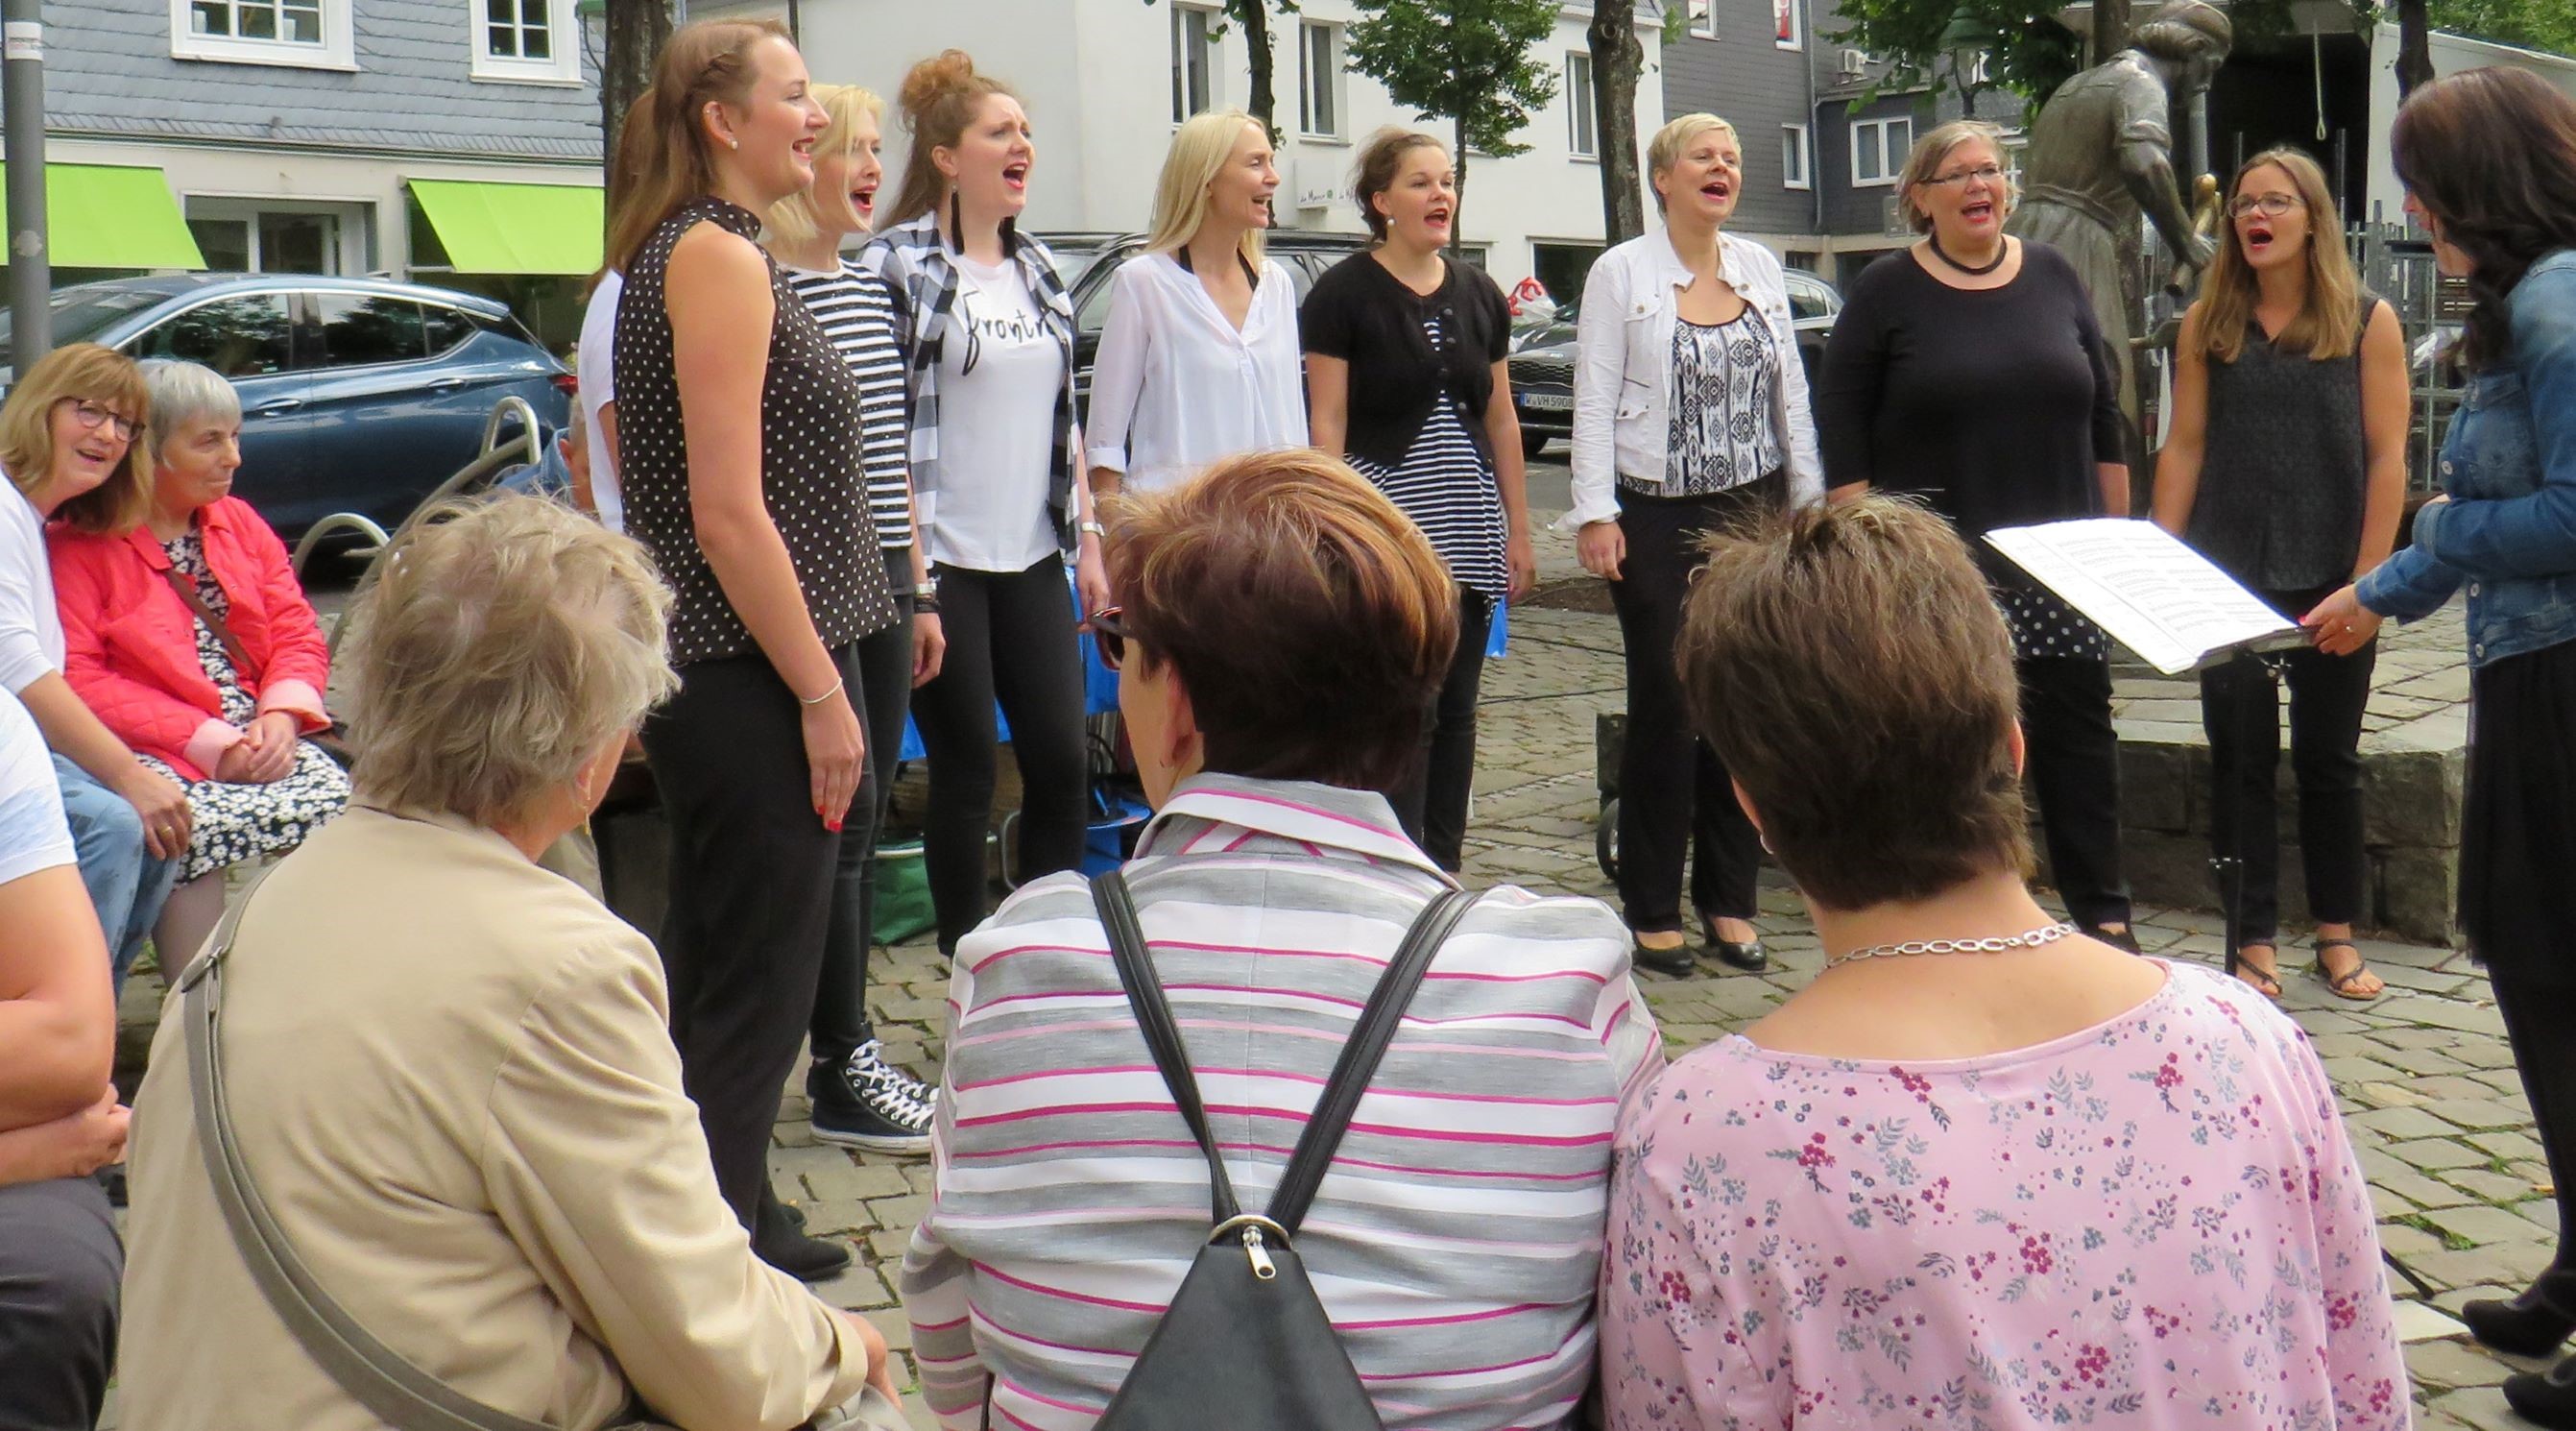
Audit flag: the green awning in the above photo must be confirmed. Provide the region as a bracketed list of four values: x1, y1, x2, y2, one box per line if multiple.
[0, 163, 203, 270]
[408, 179, 603, 276]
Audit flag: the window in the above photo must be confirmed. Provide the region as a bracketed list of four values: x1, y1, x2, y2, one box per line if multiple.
[1785, 272, 1840, 322]
[1170, 6, 1216, 124]
[314, 295, 428, 369]
[171, 0, 354, 69]
[1773, 0, 1803, 50]
[132, 294, 293, 377]
[473, 0, 579, 84]
[185, 199, 361, 274]
[1298, 21, 1343, 138]
[423, 304, 479, 356]
[1782, 124, 1812, 190]
[1688, 0, 1717, 39]
[1566, 53, 1597, 158]
[1851, 116, 1913, 187]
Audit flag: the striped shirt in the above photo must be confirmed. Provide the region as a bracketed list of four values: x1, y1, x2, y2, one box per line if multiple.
[902, 774, 1662, 1431]
[1346, 311, 1510, 603]
[783, 259, 916, 552]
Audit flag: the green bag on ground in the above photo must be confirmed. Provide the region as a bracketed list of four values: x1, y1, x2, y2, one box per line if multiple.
[871, 839, 936, 946]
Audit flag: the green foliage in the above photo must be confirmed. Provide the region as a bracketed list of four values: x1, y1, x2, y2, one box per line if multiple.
[1344, 0, 1562, 160]
[1831, 0, 2375, 112]
[2429, 0, 2576, 55]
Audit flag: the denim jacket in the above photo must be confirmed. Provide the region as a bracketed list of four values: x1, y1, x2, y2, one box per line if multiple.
[2358, 250, 2576, 667]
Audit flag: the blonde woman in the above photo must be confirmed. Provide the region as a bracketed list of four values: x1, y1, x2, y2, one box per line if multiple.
[764, 83, 940, 1156]
[1084, 108, 1305, 497]
[2152, 146, 2406, 1004]
[1566, 113, 1820, 977]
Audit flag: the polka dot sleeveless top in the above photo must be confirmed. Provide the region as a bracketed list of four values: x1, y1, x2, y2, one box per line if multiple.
[613, 196, 896, 666]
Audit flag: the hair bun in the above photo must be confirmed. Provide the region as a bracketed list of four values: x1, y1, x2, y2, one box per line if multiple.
[899, 49, 978, 125]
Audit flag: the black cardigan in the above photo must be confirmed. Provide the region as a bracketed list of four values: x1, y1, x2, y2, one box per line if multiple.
[1299, 253, 1513, 471]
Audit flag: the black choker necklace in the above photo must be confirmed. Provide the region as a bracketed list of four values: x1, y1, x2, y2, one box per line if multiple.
[1929, 233, 2007, 276]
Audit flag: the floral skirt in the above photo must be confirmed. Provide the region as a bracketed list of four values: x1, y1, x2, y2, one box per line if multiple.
[138, 740, 350, 883]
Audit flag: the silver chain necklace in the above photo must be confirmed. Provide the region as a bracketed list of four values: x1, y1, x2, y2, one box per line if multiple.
[1823, 921, 2080, 970]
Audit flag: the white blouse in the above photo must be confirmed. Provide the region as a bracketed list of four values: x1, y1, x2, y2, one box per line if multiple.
[1081, 250, 1307, 495]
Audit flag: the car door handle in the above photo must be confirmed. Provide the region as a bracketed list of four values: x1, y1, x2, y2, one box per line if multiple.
[427, 376, 468, 392]
[251, 398, 302, 414]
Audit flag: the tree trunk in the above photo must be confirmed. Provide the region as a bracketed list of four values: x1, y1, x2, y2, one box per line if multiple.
[1235, 0, 1278, 140]
[2395, 0, 2435, 97]
[1588, 0, 1646, 247]
[1451, 111, 1470, 260]
[602, 0, 673, 215]
[2091, 0, 2131, 62]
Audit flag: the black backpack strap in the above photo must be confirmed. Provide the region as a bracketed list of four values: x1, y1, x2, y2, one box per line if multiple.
[1265, 887, 1481, 1236]
[1094, 870, 1243, 1225]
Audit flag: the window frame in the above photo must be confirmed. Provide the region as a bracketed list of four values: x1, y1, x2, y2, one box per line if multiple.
[1850, 116, 1912, 188]
[1781, 123, 1813, 191]
[1170, 4, 1219, 125]
[1566, 51, 1597, 160]
[1297, 19, 1345, 140]
[309, 292, 433, 373]
[1773, 0, 1804, 51]
[169, 0, 355, 71]
[469, 0, 581, 85]
[1687, 0, 1717, 40]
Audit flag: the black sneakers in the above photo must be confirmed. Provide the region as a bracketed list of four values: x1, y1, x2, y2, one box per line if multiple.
[809, 1040, 935, 1155]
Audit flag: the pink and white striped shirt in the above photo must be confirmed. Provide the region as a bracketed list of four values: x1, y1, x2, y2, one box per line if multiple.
[902, 774, 1663, 1431]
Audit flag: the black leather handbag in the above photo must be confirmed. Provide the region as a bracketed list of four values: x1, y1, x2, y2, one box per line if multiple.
[1086, 870, 1481, 1431]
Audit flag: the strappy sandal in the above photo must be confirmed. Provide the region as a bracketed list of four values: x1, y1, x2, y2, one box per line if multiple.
[2312, 938, 2384, 1001]
[2226, 943, 2283, 1001]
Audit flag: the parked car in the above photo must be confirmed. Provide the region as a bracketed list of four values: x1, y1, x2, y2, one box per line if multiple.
[0, 274, 571, 540]
[1506, 267, 1843, 459]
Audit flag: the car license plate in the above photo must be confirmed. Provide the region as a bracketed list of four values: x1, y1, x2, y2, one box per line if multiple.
[1521, 392, 1574, 412]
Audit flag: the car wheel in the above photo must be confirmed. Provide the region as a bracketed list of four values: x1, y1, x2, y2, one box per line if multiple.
[1522, 429, 1552, 460]
[1597, 796, 1620, 884]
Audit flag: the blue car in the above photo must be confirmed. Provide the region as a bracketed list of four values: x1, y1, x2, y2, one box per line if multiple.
[0, 274, 571, 540]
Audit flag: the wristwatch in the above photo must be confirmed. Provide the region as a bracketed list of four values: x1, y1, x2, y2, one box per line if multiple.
[1078, 520, 1107, 538]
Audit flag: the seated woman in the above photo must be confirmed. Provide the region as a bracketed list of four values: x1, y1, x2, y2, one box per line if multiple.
[1600, 497, 2407, 1428]
[118, 496, 897, 1430]
[903, 449, 1662, 1431]
[48, 359, 348, 965]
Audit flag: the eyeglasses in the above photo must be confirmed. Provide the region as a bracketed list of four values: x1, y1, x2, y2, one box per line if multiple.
[2227, 193, 2305, 219]
[62, 400, 137, 443]
[1922, 164, 2006, 189]
[1090, 604, 1132, 671]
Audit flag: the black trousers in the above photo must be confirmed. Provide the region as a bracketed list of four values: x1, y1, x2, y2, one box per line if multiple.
[1609, 480, 1775, 934]
[2018, 654, 2131, 931]
[2198, 586, 2374, 944]
[2492, 963, 2576, 1304]
[643, 641, 866, 1227]
[1391, 587, 1493, 871]
[0, 1177, 120, 1431]
[912, 557, 1089, 955]
[811, 555, 918, 1070]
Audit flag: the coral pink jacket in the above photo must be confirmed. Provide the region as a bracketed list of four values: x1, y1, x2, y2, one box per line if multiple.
[47, 497, 329, 780]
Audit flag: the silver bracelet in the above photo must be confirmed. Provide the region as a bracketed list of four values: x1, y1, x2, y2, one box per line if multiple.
[798, 677, 844, 707]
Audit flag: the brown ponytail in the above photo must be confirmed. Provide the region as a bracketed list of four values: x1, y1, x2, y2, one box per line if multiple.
[599, 17, 792, 279]
[886, 49, 1021, 230]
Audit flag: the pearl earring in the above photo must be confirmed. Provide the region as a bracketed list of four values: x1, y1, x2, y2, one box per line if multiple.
[728, 136, 740, 150]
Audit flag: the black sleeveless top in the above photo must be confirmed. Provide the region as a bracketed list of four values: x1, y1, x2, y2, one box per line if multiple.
[2184, 298, 2382, 594]
[613, 196, 895, 666]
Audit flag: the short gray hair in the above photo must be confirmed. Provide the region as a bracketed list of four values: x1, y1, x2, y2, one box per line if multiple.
[1897, 119, 2017, 234]
[137, 359, 241, 455]
[342, 494, 676, 829]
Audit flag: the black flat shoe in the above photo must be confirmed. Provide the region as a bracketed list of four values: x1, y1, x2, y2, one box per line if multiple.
[1697, 913, 1769, 973]
[2505, 1354, 2576, 1429]
[754, 1225, 852, 1282]
[1630, 935, 1697, 977]
[2468, 1289, 2576, 1358]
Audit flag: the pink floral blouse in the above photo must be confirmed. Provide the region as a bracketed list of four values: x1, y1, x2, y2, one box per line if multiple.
[1601, 961, 2407, 1429]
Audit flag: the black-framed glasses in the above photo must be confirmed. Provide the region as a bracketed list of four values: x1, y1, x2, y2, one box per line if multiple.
[1922, 163, 2006, 189]
[1090, 604, 1132, 671]
[2227, 193, 2305, 219]
[62, 400, 138, 443]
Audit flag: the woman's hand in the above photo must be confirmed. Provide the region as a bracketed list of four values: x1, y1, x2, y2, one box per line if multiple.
[1506, 532, 1538, 604]
[2302, 584, 2385, 657]
[801, 688, 865, 832]
[912, 611, 947, 689]
[217, 713, 300, 786]
[1577, 520, 1625, 582]
[1075, 546, 1112, 628]
[838, 1308, 902, 1401]
[117, 764, 193, 860]
[0, 1088, 129, 1188]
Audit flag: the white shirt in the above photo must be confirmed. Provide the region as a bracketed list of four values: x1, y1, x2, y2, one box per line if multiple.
[576, 272, 626, 534]
[1082, 251, 1307, 494]
[1563, 228, 1823, 530]
[926, 255, 1063, 573]
[0, 687, 71, 888]
[0, 486, 65, 695]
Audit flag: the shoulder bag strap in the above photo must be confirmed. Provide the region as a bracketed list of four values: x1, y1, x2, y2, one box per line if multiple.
[180, 871, 555, 1431]
[1091, 870, 1244, 1226]
[1264, 887, 1481, 1236]
[160, 563, 257, 678]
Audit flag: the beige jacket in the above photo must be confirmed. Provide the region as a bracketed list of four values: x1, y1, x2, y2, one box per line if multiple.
[119, 805, 871, 1431]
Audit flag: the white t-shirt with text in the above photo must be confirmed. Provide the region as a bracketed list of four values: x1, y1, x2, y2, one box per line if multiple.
[924, 255, 1063, 574]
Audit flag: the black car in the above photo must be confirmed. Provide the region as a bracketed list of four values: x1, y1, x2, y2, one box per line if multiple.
[1507, 268, 1844, 458]
[1040, 230, 1375, 410]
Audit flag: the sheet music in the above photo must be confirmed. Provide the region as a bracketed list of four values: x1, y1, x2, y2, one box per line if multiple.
[1983, 519, 2299, 675]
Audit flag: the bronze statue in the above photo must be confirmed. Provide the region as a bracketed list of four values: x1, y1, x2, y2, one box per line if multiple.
[2008, 0, 2231, 434]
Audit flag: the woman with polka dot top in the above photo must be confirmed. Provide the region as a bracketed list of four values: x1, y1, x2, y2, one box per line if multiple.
[604, 16, 896, 1284]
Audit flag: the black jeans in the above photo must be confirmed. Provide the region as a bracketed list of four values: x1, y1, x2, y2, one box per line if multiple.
[812, 552, 918, 1070]
[0, 1177, 119, 1431]
[2199, 586, 2374, 945]
[1391, 587, 1493, 871]
[2492, 963, 2576, 1308]
[2018, 654, 2131, 931]
[912, 557, 1089, 955]
[643, 641, 866, 1227]
[1609, 480, 1776, 934]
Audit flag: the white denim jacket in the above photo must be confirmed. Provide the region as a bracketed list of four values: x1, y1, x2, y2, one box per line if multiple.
[1561, 228, 1824, 530]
